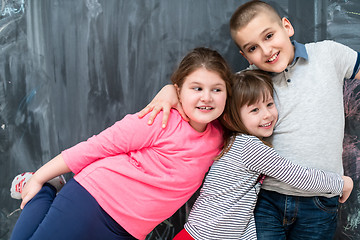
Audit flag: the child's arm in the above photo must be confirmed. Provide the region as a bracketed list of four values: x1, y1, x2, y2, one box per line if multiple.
[20, 154, 71, 209]
[243, 137, 349, 198]
[138, 84, 189, 128]
[63, 111, 174, 174]
[20, 112, 170, 208]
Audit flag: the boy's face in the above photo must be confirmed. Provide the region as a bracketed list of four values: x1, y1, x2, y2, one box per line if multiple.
[233, 13, 295, 73]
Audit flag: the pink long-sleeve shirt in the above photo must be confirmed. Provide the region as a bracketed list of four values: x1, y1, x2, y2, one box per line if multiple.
[62, 110, 223, 239]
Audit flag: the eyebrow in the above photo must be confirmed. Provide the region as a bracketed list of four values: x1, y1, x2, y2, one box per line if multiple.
[188, 81, 226, 88]
[241, 27, 272, 50]
[212, 82, 226, 87]
[189, 80, 225, 85]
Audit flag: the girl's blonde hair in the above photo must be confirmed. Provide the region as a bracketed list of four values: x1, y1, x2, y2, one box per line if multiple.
[217, 69, 275, 159]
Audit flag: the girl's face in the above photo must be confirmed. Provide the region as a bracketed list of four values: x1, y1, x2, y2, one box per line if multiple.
[177, 68, 227, 132]
[239, 92, 278, 138]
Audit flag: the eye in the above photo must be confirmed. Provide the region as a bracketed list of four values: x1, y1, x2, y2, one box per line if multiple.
[212, 88, 222, 92]
[265, 33, 273, 40]
[193, 87, 202, 91]
[250, 108, 259, 113]
[248, 46, 257, 53]
[267, 102, 274, 107]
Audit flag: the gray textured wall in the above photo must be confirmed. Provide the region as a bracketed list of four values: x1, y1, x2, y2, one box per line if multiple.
[0, 1, 359, 239]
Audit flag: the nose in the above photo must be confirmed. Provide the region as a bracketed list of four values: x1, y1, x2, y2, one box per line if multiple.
[261, 43, 272, 57]
[201, 90, 213, 102]
[263, 108, 272, 119]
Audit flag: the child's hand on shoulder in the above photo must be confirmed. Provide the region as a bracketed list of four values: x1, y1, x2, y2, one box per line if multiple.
[138, 84, 188, 128]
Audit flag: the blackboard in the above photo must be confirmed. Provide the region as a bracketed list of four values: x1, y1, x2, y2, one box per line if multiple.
[0, 1, 359, 239]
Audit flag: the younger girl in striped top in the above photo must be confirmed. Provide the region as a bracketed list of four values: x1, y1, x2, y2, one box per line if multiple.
[173, 70, 353, 240]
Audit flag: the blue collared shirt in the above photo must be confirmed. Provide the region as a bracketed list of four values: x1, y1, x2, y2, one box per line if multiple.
[291, 40, 308, 65]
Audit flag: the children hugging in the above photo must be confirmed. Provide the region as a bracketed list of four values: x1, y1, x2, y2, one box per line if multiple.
[9, 1, 359, 239]
[139, 0, 359, 239]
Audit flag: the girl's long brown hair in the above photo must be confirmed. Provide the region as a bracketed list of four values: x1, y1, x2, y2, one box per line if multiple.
[217, 69, 275, 159]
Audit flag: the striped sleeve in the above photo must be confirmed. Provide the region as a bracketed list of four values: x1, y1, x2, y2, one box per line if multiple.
[242, 136, 344, 195]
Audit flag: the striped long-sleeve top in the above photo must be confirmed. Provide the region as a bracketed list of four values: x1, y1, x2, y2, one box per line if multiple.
[184, 134, 344, 240]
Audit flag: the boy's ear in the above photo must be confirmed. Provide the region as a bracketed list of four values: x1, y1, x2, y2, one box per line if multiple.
[282, 17, 294, 37]
[239, 50, 253, 65]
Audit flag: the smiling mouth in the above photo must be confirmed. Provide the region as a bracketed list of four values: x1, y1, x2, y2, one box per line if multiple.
[260, 122, 272, 127]
[267, 52, 279, 62]
[197, 107, 213, 110]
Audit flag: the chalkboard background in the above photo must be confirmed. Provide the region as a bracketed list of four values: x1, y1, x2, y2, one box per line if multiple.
[0, 0, 359, 239]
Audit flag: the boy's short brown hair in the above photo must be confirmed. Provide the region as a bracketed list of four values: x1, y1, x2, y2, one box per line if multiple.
[230, 1, 282, 46]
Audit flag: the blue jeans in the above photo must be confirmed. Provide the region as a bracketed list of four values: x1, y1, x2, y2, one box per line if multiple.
[254, 189, 338, 240]
[11, 179, 136, 240]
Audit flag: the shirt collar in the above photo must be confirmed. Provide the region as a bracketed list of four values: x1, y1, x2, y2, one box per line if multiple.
[291, 40, 308, 64]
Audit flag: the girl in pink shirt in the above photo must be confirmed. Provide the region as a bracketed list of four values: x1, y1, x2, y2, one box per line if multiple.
[10, 47, 232, 240]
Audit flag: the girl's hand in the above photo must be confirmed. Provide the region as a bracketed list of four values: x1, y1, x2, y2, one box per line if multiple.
[18, 154, 70, 209]
[138, 84, 189, 128]
[339, 176, 353, 203]
[20, 176, 44, 209]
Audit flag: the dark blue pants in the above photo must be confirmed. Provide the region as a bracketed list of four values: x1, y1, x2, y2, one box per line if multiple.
[10, 178, 136, 240]
[254, 189, 338, 240]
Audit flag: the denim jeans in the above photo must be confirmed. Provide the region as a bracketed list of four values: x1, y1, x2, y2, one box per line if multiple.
[254, 189, 338, 240]
[11, 179, 136, 240]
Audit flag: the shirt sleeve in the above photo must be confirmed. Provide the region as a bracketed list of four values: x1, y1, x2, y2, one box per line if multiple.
[62, 111, 168, 174]
[325, 40, 359, 80]
[241, 136, 344, 195]
[350, 51, 360, 79]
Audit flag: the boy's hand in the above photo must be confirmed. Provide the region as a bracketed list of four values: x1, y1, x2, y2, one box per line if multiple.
[339, 176, 353, 203]
[138, 84, 189, 128]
